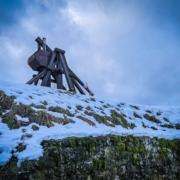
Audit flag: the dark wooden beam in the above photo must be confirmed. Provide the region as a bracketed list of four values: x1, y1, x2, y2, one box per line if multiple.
[56, 52, 63, 89]
[34, 79, 39, 85]
[54, 48, 65, 54]
[68, 67, 83, 86]
[59, 53, 75, 91]
[26, 69, 47, 84]
[41, 52, 56, 87]
[52, 71, 66, 90]
[72, 78, 85, 95]
[35, 37, 52, 52]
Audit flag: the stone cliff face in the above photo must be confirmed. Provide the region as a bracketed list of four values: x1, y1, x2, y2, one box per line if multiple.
[0, 83, 180, 180]
[0, 135, 180, 180]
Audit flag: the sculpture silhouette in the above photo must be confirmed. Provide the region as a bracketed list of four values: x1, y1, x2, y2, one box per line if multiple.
[26, 37, 94, 96]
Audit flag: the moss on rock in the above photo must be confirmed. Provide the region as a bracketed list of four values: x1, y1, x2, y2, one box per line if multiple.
[0, 135, 180, 179]
[0, 91, 15, 112]
[92, 110, 136, 129]
[133, 112, 142, 119]
[48, 106, 74, 117]
[144, 114, 161, 124]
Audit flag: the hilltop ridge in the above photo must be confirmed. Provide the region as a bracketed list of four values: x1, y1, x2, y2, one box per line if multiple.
[0, 81, 180, 167]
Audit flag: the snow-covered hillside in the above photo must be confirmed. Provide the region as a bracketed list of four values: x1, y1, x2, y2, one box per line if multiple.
[0, 81, 179, 166]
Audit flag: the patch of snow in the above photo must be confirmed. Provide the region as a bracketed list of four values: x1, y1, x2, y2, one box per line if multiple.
[15, 115, 29, 122]
[0, 81, 179, 166]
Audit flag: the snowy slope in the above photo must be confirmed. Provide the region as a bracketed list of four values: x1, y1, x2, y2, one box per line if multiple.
[0, 81, 179, 166]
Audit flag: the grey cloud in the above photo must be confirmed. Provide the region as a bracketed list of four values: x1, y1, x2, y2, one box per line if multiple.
[0, 0, 180, 106]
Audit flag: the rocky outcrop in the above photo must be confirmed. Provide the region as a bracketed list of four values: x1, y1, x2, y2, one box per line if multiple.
[0, 135, 180, 180]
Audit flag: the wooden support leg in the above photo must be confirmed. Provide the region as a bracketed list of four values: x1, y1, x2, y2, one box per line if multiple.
[34, 79, 39, 85]
[56, 52, 63, 89]
[59, 53, 75, 92]
[72, 78, 85, 95]
[52, 71, 66, 90]
[41, 71, 51, 87]
[26, 69, 47, 85]
[68, 67, 94, 96]
[32, 74, 39, 85]
[68, 67, 84, 85]
[41, 52, 56, 87]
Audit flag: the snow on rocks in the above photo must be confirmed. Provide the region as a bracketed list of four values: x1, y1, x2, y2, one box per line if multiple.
[0, 81, 179, 166]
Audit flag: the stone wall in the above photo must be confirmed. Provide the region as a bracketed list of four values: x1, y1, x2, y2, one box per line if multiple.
[0, 135, 180, 180]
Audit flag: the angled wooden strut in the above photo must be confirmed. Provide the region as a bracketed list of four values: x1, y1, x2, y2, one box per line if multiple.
[26, 37, 94, 96]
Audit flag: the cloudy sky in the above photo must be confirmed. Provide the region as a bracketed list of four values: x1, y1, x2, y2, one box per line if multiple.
[0, 0, 180, 106]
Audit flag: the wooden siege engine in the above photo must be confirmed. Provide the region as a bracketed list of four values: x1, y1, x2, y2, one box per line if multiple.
[26, 37, 94, 96]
